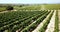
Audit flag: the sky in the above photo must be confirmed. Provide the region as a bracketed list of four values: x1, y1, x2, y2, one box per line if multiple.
[0, 0, 60, 4]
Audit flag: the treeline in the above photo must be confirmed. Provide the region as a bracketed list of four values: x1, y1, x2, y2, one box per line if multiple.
[0, 6, 13, 11]
[0, 4, 27, 12]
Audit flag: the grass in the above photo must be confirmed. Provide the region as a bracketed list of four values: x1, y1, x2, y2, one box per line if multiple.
[14, 5, 41, 10]
[0, 7, 6, 12]
[14, 4, 60, 10]
[44, 4, 60, 10]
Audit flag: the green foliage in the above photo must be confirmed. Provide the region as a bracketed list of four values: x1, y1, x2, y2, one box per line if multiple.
[21, 11, 50, 32]
[0, 11, 48, 32]
[6, 6, 13, 10]
[39, 11, 54, 32]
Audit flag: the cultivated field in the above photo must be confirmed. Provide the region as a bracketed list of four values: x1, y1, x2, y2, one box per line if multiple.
[0, 4, 60, 32]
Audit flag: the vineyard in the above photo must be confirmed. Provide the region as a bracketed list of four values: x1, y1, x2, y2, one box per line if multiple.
[0, 4, 60, 32]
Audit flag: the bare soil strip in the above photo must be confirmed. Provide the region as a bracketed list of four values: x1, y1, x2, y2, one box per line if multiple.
[58, 10, 60, 32]
[32, 10, 53, 32]
[45, 10, 56, 32]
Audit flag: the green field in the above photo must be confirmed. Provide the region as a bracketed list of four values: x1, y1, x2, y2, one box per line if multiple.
[0, 4, 60, 32]
[44, 4, 60, 10]
[14, 4, 60, 10]
[0, 7, 6, 12]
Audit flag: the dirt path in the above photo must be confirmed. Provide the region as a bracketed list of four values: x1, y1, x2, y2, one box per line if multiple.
[58, 10, 60, 32]
[0, 10, 17, 13]
[45, 10, 56, 32]
[0, 11, 8, 13]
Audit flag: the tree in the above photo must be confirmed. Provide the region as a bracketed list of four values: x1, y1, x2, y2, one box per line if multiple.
[6, 6, 13, 10]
